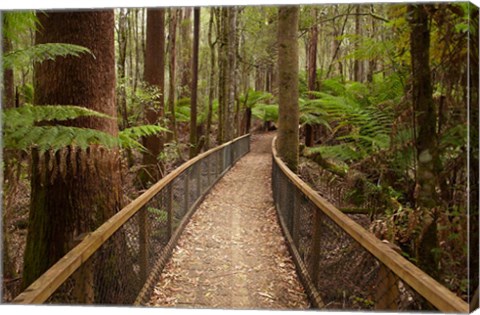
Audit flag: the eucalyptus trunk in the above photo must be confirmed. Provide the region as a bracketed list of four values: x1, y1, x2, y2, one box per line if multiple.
[408, 4, 440, 279]
[23, 11, 124, 295]
[142, 8, 166, 184]
[277, 6, 300, 172]
[189, 8, 200, 158]
[167, 9, 178, 143]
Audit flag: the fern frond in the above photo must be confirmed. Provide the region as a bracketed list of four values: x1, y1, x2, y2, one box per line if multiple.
[118, 125, 170, 151]
[3, 43, 93, 70]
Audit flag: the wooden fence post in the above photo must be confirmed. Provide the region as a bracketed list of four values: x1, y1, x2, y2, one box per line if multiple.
[310, 208, 322, 285]
[167, 185, 173, 240]
[375, 264, 399, 310]
[72, 233, 94, 303]
[184, 170, 190, 215]
[139, 208, 149, 284]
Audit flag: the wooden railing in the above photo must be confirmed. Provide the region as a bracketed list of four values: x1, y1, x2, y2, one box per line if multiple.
[13, 134, 250, 305]
[271, 137, 469, 312]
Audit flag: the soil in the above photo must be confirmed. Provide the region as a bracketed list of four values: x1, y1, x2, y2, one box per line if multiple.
[146, 132, 310, 309]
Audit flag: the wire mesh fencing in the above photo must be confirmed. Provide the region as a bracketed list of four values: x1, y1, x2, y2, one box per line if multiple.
[14, 134, 250, 305]
[272, 143, 468, 312]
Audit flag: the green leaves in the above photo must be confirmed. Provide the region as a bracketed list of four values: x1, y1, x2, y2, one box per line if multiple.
[3, 43, 93, 70]
[252, 104, 279, 122]
[3, 105, 116, 152]
[119, 125, 169, 151]
[3, 104, 168, 153]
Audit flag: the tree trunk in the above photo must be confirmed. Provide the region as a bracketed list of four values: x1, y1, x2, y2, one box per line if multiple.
[305, 8, 318, 147]
[189, 8, 200, 158]
[179, 8, 192, 99]
[408, 4, 440, 279]
[116, 9, 129, 131]
[226, 7, 237, 141]
[141, 8, 166, 185]
[167, 9, 178, 143]
[468, 5, 479, 304]
[353, 5, 363, 82]
[23, 10, 123, 291]
[217, 8, 227, 144]
[277, 6, 300, 172]
[206, 8, 216, 149]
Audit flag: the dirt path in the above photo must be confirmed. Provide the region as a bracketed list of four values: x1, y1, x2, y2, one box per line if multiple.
[147, 132, 310, 309]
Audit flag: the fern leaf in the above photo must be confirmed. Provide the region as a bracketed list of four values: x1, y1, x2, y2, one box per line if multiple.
[3, 43, 93, 70]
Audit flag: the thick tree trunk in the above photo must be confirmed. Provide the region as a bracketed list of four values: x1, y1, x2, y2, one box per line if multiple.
[189, 8, 200, 158]
[23, 11, 123, 292]
[167, 9, 178, 143]
[142, 8, 166, 184]
[408, 4, 440, 279]
[277, 6, 300, 172]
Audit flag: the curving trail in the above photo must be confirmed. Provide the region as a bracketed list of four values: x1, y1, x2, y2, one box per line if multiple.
[147, 132, 310, 309]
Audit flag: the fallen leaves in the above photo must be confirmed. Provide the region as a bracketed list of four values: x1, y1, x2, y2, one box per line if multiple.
[147, 133, 310, 310]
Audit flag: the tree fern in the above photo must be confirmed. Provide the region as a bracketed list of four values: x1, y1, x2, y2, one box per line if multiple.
[252, 103, 279, 122]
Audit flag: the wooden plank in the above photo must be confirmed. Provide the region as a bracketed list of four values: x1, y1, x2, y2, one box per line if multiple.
[13, 134, 250, 305]
[271, 137, 469, 313]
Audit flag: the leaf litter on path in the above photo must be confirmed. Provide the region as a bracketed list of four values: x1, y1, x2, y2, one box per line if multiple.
[147, 133, 310, 310]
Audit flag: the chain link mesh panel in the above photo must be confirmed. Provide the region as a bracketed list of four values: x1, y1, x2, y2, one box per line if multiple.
[272, 158, 441, 311]
[22, 135, 251, 305]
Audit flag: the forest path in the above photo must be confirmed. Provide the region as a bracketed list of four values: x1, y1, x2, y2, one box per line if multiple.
[147, 132, 310, 309]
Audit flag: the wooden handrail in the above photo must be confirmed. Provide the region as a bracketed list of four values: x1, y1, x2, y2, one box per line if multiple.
[271, 137, 469, 313]
[13, 134, 250, 304]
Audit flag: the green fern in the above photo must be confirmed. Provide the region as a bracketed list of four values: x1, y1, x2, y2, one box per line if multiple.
[3, 105, 117, 152]
[252, 103, 278, 122]
[3, 43, 93, 70]
[118, 125, 169, 151]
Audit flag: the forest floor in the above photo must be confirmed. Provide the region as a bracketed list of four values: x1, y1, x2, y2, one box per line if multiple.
[146, 132, 310, 309]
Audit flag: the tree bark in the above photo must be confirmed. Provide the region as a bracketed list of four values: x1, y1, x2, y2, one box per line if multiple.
[305, 8, 318, 147]
[277, 6, 300, 172]
[226, 7, 237, 141]
[408, 4, 440, 279]
[189, 8, 200, 158]
[142, 8, 166, 184]
[206, 8, 216, 149]
[23, 11, 123, 292]
[179, 8, 192, 99]
[167, 9, 178, 143]
[217, 8, 227, 144]
[116, 9, 129, 131]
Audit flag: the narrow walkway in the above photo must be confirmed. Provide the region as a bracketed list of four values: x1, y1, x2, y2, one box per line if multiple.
[147, 133, 310, 309]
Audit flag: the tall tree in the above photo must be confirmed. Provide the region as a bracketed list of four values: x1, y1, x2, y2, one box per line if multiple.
[142, 8, 166, 184]
[225, 7, 237, 141]
[305, 7, 318, 147]
[166, 8, 178, 143]
[189, 7, 200, 158]
[179, 7, 192, 99]
[408, 4, 440, 278]
[277, 6, 300, 172]
[116, 8, 129, 131]
[22, 10, 123, 288]
[205, 8, 216, 149]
